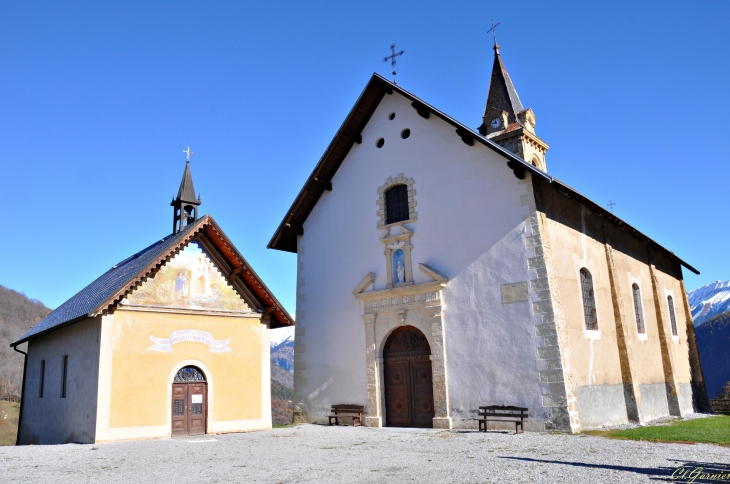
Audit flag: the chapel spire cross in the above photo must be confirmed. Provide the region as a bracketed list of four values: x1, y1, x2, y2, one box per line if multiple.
[487, 19, 500, 47]
[183, 146, 194, 163]
[383, 44, 405, 84]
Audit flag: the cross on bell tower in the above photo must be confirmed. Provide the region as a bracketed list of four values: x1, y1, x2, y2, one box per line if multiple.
[171, 147, 202, 234]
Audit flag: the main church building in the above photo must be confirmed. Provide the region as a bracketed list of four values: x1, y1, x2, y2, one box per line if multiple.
[268, 41, 709, 432]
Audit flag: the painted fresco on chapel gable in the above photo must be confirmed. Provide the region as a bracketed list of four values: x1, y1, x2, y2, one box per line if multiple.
[122, 241, 249, 312]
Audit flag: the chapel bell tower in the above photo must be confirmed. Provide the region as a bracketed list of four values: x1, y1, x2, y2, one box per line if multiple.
[478, 40, 549, 172]
[171, 147, 201, 234]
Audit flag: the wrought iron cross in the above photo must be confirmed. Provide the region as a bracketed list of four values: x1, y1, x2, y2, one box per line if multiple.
[183, 146, 194, 162]
[487, 19, 500, 42]
[383, 44, 405, 84]
[607, 200, 617, 213]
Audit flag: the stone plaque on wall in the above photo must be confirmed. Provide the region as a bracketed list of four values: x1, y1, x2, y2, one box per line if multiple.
[501, 282, 529, 304]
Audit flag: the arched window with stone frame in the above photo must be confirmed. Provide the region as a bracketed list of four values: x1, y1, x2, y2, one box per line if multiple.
[667, 295, 678, 337]
[579, 268, 598, 331]
[376, 174, 417, 229]
[632, 283, 646, 334]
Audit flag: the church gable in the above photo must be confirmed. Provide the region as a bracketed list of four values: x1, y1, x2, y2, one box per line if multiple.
[121, 240, 250, 313]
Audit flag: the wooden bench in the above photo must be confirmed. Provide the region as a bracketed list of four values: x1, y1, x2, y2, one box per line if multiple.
[328, 404, 364, 426]
[478, 405, 528, 434]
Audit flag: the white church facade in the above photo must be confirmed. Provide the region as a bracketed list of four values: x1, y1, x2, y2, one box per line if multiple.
[268, 42, 709, 432]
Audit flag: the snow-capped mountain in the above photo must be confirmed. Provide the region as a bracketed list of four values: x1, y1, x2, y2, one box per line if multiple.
[270, 326, 295, 372]
[688, 280, 730, 326]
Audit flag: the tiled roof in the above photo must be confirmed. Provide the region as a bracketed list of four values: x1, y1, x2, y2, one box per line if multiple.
[12, 218, 206, 346]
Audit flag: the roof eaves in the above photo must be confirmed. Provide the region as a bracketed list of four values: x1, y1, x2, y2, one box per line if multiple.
[202, 218, 293, 327]
[266, 75, 388, 252]
[88, 216, 210, 318]
[10, 313, 90, 348]
[550, 179, 699, 275]
[374, 74, 551, 183]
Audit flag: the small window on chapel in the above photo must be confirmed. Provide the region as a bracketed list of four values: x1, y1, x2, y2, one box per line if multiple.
[580, 268, 598, 331]
[668, 296, 678, 336]
[385, 184, 409, 224]
[61, 355, 68, 398]
[39, 360, 45, 398]
[632, 284, 645, 334]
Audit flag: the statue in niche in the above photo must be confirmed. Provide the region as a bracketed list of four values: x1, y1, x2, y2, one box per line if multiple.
[393, 248, 405, 284]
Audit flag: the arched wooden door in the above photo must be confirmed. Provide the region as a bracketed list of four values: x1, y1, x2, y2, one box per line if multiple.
[171, 366, 207, 436]
[383, 326, 435, 428]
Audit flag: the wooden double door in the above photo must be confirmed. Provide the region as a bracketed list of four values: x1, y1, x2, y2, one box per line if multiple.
[172, 381, 207, 435]
[383, 326, 435, 428]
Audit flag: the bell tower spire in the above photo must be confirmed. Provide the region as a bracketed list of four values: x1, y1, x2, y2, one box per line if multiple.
[478, 39, 549, 172]
[171, 147, 202, 234]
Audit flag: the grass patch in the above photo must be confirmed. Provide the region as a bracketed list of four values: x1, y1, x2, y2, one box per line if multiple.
[273, 423, 297, 429]
[0, 401, 20, 446]
[587, 415, 730, 447]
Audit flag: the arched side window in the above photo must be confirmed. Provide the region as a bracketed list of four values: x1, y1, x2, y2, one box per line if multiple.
[61, 355, 68, 398]
[580, 268, 598, 331]
[39, 360, 45, 398]
[632, 284, 645, 334]
[667, 296, 678, 336]
[385, 184, 409, 224]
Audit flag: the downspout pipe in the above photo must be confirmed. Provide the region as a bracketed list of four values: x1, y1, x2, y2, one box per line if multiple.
[11, 344, 27, 446]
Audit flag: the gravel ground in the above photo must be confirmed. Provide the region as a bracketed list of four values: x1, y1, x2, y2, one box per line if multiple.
[1, 423, 729, 483]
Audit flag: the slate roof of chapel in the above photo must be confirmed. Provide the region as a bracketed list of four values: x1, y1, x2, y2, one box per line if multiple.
[13, 215, 292, 346]
[266, 73, 699, 276]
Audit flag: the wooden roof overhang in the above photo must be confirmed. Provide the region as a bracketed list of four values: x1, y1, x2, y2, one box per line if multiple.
[95, 215, 292, 329]
[267, 73, 699, 276]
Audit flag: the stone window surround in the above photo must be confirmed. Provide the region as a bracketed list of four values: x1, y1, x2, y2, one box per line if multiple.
[664, 288, 680, 343]
[578, 267, 600, 337]
[628, 273, 649, 341]
[376, 174, 417, 229]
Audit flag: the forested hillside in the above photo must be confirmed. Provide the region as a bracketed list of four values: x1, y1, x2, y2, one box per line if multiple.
[695, 309, 730, 399]
[0, 286, 51, 402]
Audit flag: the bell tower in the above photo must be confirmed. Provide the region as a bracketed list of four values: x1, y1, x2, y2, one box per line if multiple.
[171, 147, 201, 234]
[478, 40, 549, 172]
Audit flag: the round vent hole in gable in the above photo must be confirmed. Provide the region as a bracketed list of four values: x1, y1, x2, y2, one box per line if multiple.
[389, 112, 396, 120]
[401, 129, 410, 139]
[376, 138, 385, 148]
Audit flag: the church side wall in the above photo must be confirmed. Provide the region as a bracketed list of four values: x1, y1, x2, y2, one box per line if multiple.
[18, 316, 101, 445]
[99, 310, 267, 441]
[294, 91, 555, 431]
[534, 179, 696, 428]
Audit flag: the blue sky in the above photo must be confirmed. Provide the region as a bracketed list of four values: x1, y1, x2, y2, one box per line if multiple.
[2, 1, 728, 313]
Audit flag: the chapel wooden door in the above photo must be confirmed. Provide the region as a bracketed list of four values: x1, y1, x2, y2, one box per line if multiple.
[171, 383, 188, 435]
[171, 366, 207, 436]
[383, 326, 435, 428]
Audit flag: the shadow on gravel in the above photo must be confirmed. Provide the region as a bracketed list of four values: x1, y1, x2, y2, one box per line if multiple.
[500, 456, 730, 482]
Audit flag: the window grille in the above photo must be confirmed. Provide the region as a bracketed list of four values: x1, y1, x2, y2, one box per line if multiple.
[668, 296, 678, 336]
[174, 366, 206, 382]
[385, 184, 409, 224]
[39, 360, 45, 398]
[632, 284, 645, 334]
[61, 355, 68, 398]
[580, 268, 598, 330]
